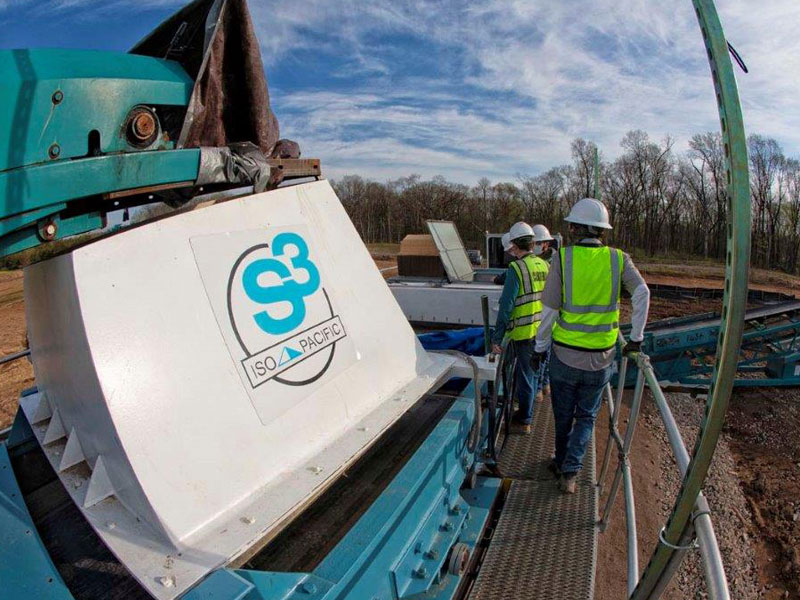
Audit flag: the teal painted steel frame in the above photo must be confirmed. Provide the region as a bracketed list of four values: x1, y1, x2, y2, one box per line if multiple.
[184, 384, 501, 600]
[0, 443, 73, 600]
[1, 382, 496, 600]
[0, 49, 192, 171]
[617, 316, 800, 389]
[0, 48, 198, 257]
[0, 148, 200, 255]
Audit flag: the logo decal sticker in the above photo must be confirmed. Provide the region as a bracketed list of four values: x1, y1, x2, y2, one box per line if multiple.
[227, 232, 347, 387]
[191, 226, 358, 423]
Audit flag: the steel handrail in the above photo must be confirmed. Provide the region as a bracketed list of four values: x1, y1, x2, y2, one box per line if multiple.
[596, 350, 730, 599]
[639, 356, 729, 599]
[597, 378, 642, 595]
[630, 0, 751, 596]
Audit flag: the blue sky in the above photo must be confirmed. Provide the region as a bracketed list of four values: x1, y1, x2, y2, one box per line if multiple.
[1, 0, 798, 184]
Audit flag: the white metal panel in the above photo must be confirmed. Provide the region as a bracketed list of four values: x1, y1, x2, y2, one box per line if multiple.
[389, 281, 503, 326]
[23, 180, 454, 599]
[426, 220, 475, 283]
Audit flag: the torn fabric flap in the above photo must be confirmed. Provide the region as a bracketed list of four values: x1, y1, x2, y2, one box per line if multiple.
[131, 0, 281, 156]
[197, 143, 271, 193]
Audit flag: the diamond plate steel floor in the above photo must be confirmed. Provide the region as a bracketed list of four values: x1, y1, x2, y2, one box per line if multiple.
[470, 403, 597, 600]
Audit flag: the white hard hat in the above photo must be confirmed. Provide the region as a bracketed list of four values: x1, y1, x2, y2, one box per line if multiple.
[532, 224, 554, 242]
[501, 232, 513, 252]
[508, 221, 535, 242]
[564, 198, 612, 230]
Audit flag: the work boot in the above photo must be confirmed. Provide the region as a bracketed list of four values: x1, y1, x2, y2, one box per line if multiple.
[559, 473, 577, 494]
[510, 411, 531, 434]
[510, 410, 527, 424]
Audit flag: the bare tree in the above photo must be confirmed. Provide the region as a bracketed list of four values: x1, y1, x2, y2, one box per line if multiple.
[330, 131, 800, 275]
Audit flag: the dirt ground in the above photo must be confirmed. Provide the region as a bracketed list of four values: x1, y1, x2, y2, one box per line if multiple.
[725, 389, 800, 599]
[0, 270, 32, 428]
[2, 254, 799, 599]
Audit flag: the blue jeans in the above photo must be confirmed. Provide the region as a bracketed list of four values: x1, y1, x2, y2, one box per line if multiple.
[539, 349, 551, 389]
[549, 352, 613, 475]
[512, 339, 539, 424]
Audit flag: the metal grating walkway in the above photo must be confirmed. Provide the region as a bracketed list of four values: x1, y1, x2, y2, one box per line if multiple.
[469, 402, 597, 600]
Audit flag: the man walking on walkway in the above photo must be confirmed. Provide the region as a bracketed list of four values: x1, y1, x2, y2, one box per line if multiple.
[491, 222, 550, 434]
[531, 224, 555, 404]
[535, 199, 650, 493]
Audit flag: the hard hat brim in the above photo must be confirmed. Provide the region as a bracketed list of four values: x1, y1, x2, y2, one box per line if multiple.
[564, 215, 613, 230]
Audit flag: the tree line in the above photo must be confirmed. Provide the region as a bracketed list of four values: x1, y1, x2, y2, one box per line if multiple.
[332, 131, 800, 273]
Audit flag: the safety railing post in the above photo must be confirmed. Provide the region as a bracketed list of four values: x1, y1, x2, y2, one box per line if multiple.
[596, 384, 617, 491]
[623, 460, 639, 596]
[598, 335, 628, 493]
[640, 356, 730, 600]
[616, 355, 628, 411]
[598, 366, 645, 532]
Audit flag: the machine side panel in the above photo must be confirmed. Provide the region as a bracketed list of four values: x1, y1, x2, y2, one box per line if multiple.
[0, 444, 74, 600]
[22, 180, 451, 599]
[24, 253, 164, 537]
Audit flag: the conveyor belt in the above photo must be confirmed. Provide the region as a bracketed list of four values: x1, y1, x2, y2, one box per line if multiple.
[640, 299, 800, 335]
[469, 402, 597, 600]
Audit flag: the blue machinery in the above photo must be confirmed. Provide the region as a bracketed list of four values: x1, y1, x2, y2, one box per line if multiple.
[0, 0, 753, 599]
[0, 47, 320, 256]
[2, 384, 501, 600]
[621, 295, 800, 389]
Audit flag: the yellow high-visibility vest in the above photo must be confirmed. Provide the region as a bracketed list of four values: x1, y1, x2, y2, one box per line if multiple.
[506, 254, 549, 341]
[552, 245, 623, 351]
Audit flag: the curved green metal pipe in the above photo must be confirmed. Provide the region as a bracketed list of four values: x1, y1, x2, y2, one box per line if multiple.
[631, 0, 751, 597]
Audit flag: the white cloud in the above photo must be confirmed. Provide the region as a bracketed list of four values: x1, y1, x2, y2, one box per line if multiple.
[254, 0, 800, 182]
[2, 0, 796, 182]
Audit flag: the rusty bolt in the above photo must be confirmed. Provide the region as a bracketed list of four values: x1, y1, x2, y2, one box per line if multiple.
[52, 90, 64, 105]
[48, 144, 61, 159]
[39, 220, 57, 241]
[125, 107, 159, 148]
[132, 112, 156, 141]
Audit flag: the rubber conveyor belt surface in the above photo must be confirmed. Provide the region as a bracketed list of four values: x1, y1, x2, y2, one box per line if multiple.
[469, 404, 597, 600]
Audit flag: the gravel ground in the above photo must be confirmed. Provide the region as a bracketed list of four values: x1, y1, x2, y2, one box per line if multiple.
[645, 392, 761, 600]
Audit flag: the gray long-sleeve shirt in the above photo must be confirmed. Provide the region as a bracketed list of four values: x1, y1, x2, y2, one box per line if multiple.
[534, 239, 650, 371]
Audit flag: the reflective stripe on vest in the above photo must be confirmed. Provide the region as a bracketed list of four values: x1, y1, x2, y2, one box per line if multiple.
[553, 245, 623, 351]
[506, 254, 549, 341]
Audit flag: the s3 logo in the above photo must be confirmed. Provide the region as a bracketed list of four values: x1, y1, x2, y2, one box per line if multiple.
[241, 232, 321, 335]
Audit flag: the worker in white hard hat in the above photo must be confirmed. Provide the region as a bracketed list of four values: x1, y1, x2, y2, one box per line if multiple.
[491, 222, 550, 434]
[532, 224, 555, 261]
[534, 198, 650, 494]
[531, 224, 556, 403]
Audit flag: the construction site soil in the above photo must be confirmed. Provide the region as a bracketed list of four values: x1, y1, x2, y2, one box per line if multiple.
[1, 258, 799, 599]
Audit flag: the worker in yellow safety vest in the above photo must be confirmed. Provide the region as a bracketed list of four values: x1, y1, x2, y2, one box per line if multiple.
[491, 222, 550, 434]
[531, 224, 556, 404]
[535, 198, 650, 494]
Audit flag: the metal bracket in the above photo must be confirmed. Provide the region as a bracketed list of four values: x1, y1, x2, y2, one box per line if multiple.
[658, 527, 699, 552]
